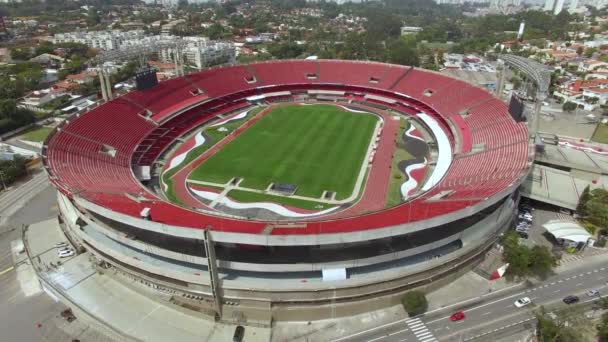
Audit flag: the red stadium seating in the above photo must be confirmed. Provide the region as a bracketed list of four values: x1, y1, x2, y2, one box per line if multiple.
[43, 60, 529, 236]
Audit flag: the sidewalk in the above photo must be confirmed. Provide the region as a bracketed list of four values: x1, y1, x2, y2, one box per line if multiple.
[26, 218, 271, 342]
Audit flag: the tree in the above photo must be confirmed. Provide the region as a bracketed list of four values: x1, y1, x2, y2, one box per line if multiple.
[585, 47, 597, 58]
[576, 46, 584, 56]
[501, 231, 557, 280]
[577, 185, 591, 216]
[10, 48, 33, 61]
[388, 37, 420, 67]
[401, 291, 428, 316]
[86, 8, 100, 26]
[599, 314, 608, 342]
[268, 42, 305, 59]
[562, 102, 577, 112]
[510, 76, 522, 90]
[529, 245, 556, 279]
[585, 189, 608, 228]
[536, 307, 583, 342]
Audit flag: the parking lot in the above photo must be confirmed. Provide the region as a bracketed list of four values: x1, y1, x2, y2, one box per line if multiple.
[514, 199, 572, 250]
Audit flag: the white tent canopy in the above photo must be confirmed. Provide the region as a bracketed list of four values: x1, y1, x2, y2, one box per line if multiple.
[543, 220, 591, 244]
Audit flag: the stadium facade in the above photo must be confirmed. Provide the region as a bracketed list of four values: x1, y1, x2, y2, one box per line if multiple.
[43, 60, 531, 323]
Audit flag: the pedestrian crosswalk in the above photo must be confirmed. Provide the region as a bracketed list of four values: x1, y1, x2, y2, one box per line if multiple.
[555, 212, 573, 221]
[405, 317, 437, 342]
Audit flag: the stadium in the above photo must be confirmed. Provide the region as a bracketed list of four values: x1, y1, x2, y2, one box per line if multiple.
[43, 60, 532, 323]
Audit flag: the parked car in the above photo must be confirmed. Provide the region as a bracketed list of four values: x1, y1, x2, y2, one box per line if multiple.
[514, 297, 532, 308]
[55, 242, 68, 248]
[520, 204, 534, 211]
[518, 216, 532, 223]
[563, 295, 580, 304]
[58, 249, 74, 258]
[450, 311, 466, 321]
[517, 231, 529, 239]
[233, 325, 245, 342]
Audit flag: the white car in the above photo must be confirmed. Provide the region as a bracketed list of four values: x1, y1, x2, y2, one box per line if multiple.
[58, 249, 74, 258]
[55, 242, 68, 248]
[514, 297, 532, 308]
[587, 289, 600, 297]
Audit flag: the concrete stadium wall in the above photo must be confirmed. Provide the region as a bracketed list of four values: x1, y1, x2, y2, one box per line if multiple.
[73, 176, 524, 247]
[62, 191, 513, 277]
[60, 193, 514, 306]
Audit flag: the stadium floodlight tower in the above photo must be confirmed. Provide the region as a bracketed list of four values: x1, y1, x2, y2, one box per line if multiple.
[497, 54, 551, 142]
[93, 40, 186, 101]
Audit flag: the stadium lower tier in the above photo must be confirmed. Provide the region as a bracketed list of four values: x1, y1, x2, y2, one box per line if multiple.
[58, 190, 518, 322]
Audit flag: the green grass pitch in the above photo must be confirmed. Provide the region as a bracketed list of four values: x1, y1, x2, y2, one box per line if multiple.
[188, 104, 378, 200]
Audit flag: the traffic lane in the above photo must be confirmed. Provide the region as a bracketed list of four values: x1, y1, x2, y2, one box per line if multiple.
[338, 262, 608, 342]
[421, 268, 607, 331]
[437, 311, 535, 341]
[429, 272, 608, 340]
[335, 320, 410, 342]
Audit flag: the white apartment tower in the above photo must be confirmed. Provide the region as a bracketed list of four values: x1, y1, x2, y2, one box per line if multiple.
[553, 0, 565, 14]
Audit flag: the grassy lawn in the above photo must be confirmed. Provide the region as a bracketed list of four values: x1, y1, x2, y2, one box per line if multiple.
[591, 122, 608, 144]
[188, 104, 378, 200]
[21, 126, 53, 142]
[386, 119, 415, 208]
[226, 189, 330, 211]
[162, 106, 263, 203]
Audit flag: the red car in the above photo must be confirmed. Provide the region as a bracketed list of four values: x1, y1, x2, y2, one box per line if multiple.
[450, 311, 466, 321]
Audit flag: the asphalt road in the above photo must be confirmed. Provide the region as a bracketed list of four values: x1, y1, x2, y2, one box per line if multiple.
[336, 257, 608, 342]
[0, 175, 74, 342]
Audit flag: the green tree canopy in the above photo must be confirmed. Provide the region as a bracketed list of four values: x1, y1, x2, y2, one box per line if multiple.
[577, 185, 591, 216]
[401, 291, 428, 316]
[501, 232, 557, 280]
[563, 102, 577, 112]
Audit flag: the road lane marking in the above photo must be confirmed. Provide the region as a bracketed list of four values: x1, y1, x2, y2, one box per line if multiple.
[388, 329, 408, 336]
[411, 325, 427, 332]
[0, 266, 14, 276]
[335, 266, 603, 342]
[576, 283, 583, 286]
[410, 323, 425, 330]
[482, 311, 492, 315]
[553, 289, 560, 293]
[367, 336, 386, 342]
[416, 331, 432, 338]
